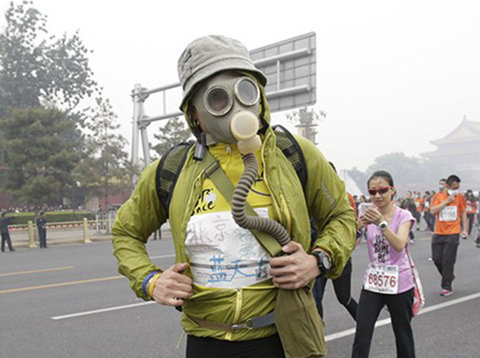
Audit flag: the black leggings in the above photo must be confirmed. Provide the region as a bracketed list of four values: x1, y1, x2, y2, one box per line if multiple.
[186, 334, 285, 358]
[467, 213, 475, 235]
[352, 288, 415, 358]
[313, 258, 358, 321]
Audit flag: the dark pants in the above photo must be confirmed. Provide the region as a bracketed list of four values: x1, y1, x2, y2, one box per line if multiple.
[313, 258, 357, 321]
[186, 334, 285, 358]
[409, 230, 415, 240]
[352, 288, 415, 358]
[425, 212, 435, 231]
[431, 234, 459, 290]
[38, 228, 47, 248]
[1, 231, 14, 252]
[467, 214, 475, 236]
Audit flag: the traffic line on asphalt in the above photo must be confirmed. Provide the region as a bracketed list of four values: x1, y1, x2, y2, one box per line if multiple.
[0, 276, 123, 295]
[0, 266, 75, 277]
[51, 301, 156, 320]
[325, 291, 480, 342]
[50, 289, 480, 330]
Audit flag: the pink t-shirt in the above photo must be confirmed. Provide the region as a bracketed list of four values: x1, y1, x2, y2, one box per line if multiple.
[363, 206, 415, 294]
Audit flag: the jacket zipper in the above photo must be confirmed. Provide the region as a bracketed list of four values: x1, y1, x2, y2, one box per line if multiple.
[225, 287, 243, 340]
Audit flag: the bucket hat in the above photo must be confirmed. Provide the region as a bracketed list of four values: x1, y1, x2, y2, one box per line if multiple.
[177, 35, 267, 109]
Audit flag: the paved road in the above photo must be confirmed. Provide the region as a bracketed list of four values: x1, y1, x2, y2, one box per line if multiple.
[1, 230, 479, 357]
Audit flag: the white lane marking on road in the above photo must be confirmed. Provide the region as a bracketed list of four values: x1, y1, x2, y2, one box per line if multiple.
[325, 291, 480, 342]
[149, 254, 175, 259]
[52, 291, 480, 328]
[51, 301, 156, 320]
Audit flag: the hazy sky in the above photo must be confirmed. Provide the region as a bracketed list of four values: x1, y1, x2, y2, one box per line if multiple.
[1, 0, 479, 171]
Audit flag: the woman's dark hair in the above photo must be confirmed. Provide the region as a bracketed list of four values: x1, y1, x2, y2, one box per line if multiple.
[367, 170, 394, 187]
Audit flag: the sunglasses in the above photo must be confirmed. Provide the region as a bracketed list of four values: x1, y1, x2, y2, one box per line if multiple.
[368, 186, 392, 196]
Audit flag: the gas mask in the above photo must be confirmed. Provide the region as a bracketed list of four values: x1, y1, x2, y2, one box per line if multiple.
[191, 71, 262, 154]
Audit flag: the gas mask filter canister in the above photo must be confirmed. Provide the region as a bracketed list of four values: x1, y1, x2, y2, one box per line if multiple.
[191, 72, 262, 154]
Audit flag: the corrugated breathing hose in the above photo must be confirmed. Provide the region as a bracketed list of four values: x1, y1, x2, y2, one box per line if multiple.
[231, 153, 291, 247]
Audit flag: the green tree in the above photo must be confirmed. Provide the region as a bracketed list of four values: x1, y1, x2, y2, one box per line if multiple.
[152, 116, 192, 157]
[0, 0, 97, 110]
[75, 97, 132, 208]
[0, 107, 83, 205]
[366, 152, 421, 187]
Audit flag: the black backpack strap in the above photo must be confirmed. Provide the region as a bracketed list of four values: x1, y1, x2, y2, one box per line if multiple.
[272, 124, 308, 192]
[155, 141, 194, 218]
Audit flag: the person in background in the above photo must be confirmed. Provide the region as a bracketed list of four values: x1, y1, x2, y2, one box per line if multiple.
[1, 212, 15, 252]
[400, 191, 417, 244]
[313, 162, 358, 322]
[423, 191, 435, 232]
[429, 174, 467, 296]
[360, 195, 369, 204]
[465, 190, 477, 237]
[352, 170, 416, 358]
[36, 211, 47, 248]
[413, 192, 424, 230]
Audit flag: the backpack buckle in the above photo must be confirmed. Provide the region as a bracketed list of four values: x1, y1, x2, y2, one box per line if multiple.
[204, 160, 220, 178]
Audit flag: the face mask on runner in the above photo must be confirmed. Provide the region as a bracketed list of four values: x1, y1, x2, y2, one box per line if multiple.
[447, 189, 459, 196]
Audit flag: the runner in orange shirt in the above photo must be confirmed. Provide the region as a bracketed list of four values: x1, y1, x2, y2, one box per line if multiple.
[414, 193, 424, 230]
[429, 175, 467, 296]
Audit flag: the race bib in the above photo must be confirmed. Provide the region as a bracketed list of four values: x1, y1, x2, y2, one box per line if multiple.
[439, 206, 457, 222]
[365, 263, 399, 294]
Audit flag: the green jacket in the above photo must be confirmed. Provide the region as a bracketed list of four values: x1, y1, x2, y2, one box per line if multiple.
[113, 89, 356, 341]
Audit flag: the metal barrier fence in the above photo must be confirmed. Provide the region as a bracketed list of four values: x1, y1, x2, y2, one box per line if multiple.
[7, 216, 116, 248]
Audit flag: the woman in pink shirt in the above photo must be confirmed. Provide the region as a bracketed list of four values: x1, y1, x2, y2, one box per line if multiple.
[352, 170, 416, 358]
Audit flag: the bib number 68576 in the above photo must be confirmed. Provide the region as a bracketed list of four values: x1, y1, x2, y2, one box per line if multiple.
[365, 264, 399, 294]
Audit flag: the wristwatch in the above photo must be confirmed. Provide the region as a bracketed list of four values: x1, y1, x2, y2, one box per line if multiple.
[311, 250, 332, 276]
[378, 220, 388, 231]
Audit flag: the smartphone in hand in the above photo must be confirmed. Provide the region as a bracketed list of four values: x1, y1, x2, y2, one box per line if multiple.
[358, 203, 374, 217]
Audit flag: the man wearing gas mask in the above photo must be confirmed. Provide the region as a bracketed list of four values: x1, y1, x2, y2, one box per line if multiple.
[113, 35, 356, 358]
[429, 174, 467, 297]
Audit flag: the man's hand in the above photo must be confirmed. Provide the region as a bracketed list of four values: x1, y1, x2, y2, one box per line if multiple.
[269, 241, 320, 290]
[445, 194, 455, 204]
[151, 263, 192, 306]
[461, 230, 468, 239]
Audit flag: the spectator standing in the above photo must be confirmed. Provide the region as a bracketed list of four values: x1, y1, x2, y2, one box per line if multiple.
[36, 211, 47, 248]
[352, 170, 416, 358]
[1, 212, 15, 252]
[429, 175, 467, 296]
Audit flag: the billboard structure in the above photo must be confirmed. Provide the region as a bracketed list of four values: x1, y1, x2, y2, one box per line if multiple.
[250, 31, 316, 113]
[131, 32, 317, 171]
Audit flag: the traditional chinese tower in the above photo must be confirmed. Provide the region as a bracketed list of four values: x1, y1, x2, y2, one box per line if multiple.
[423, 117, 480, 189]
